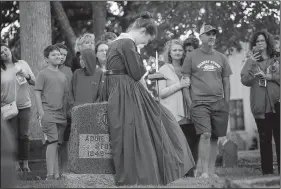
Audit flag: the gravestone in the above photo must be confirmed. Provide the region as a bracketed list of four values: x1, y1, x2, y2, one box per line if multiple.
[68, 102, 115, 174]
[216, 139, 238, 167]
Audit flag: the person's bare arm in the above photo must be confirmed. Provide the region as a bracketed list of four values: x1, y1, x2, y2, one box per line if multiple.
[34, 90, 44, 119]
[223, 77, 231, 104]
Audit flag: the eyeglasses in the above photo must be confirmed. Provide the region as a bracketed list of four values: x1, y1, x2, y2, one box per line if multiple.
[97, 49, 107, 53]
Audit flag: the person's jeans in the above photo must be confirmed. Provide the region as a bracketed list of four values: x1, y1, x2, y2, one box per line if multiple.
[7, 107, 31, 160]
[255, 102, 280, 175]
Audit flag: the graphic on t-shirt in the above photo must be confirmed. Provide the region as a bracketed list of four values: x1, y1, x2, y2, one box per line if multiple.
[197, 60, 221, 72]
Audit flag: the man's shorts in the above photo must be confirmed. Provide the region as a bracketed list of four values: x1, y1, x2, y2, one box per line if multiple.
[190, 98, 229, 138]
[41, 119, 67, 145]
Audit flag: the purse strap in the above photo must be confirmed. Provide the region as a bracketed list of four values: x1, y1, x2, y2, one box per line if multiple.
[14, 72, 18, 102]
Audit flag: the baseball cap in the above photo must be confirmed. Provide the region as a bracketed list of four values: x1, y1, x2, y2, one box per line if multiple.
[199, 24, 218, 35]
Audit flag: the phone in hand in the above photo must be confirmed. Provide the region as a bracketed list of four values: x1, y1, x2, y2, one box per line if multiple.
[252, 46, 263, 62]
[259, 78, 267, 87]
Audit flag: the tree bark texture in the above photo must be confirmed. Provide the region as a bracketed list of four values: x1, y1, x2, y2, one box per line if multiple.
[92, 1, 106, 40]
[19, 1, 52, 139]
[51, 1, 77, 51]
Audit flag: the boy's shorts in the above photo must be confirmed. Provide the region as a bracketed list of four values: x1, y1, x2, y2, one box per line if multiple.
[63, 117, 72, 142]
[41, 119, 67, 145]
[190, 98, 229, 138]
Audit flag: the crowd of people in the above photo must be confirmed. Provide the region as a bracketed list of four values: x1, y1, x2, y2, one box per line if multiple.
[1, 11, 280, 187]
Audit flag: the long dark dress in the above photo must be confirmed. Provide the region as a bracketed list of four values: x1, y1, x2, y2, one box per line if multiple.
[102, 37, 195, 186]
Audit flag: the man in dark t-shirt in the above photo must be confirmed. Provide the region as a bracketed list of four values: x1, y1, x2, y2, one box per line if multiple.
[181, 24, 232, 178]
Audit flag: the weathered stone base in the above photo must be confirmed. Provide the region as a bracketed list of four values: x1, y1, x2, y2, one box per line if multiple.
[223, 176, 280, 188]
[63, 173, 116, 188]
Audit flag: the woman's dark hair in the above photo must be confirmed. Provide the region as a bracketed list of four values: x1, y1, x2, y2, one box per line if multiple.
[71, 52, 81, 73]
[1, 43, 18, 71]
[100, 32, 117, 42]
[183, 37, 200, 51]
[249, 31, 275, 58]
[80, 48, 96, 76]
[130, 11, 158, 37]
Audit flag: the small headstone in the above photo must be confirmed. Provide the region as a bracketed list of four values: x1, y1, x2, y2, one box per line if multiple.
[68, 102, 115, 174]
[222, 140, 238, 167]
[227, 132, 247, 150]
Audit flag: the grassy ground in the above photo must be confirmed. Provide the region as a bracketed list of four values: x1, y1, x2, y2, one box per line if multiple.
[15, 150, 279, 188]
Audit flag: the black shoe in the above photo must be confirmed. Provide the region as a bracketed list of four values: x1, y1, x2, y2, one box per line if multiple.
[185, 170, 195, 177]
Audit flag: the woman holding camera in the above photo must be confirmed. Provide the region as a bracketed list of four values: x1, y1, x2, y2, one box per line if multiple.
[240, 31, 280, 175]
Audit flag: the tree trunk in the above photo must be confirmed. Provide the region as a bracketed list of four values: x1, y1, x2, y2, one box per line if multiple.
[92, 1, 106, 40]
[19, 1, 52, 140]
[51, 1, 77, 52]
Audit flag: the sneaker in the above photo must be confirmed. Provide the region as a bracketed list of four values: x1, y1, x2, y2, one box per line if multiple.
[210, 173, 219, 178]
[199, 172, 210, 178]
[185, 170, 195, 177]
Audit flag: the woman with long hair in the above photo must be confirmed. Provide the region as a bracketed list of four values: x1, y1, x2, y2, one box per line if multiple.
[158, 39, 200, 177]
[1, 44, 36, 173]
[241, 31, 280, 175]
[101, 12, 194, 186]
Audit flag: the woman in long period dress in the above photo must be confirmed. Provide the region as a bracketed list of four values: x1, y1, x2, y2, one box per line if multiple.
[101, 12, 194, 186]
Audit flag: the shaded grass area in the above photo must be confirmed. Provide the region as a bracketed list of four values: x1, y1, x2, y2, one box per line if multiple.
[15, 150, 279, 188]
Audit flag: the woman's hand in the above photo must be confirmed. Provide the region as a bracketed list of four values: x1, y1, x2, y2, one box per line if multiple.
[247, 51, 261, 62]
[17, 69, 30, 79]
[253, 69, 266, 80]
[180, 77, 190, 88]
[37, 110, 44, 121]
[265, 73, 273, 80]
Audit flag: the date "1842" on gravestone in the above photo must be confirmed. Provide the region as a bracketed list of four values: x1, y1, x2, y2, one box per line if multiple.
[79, 134, 112, 159]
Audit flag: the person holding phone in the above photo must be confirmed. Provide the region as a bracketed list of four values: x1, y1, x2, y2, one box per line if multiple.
[241, 31, 280, 175]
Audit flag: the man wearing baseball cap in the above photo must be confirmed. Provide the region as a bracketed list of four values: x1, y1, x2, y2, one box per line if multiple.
[181, 24, 232, 178]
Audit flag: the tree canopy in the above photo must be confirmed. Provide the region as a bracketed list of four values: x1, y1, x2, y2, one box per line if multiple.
[1, 1, 280, 97]
[2, 1, 280, 58]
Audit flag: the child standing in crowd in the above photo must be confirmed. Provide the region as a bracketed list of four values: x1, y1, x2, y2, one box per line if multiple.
[72, 48, 103, 106]
[34, 45, 68, 180]
[1, 44, 35, 173]
[56, 43, 73, 177]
